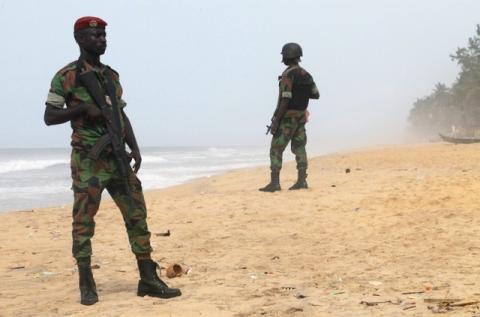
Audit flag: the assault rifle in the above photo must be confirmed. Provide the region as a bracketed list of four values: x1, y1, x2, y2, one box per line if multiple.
[265, 111, 277, 135]
[265, 92, 281, 135]
[78, 64, 131, 194]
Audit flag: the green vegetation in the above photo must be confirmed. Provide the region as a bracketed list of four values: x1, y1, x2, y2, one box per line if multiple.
[409, 25, 480, 136]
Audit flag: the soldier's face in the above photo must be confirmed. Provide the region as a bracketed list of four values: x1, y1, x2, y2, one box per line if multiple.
[77, 27, 107, 55]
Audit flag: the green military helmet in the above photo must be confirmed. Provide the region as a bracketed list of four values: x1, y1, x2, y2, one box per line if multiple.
[281, 42, 303, 59]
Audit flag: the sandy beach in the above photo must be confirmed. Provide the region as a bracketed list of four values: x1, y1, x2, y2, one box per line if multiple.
[1, 142, 480, 316]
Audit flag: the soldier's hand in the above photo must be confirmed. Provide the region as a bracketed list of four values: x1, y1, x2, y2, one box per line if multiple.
[131, 150, 142, 174]
[83, 103, 102, 119]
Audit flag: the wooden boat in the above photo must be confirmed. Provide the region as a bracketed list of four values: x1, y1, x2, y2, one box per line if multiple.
[439, 133, 480, 144]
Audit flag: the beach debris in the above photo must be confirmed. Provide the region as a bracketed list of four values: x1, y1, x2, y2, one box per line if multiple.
[400, 301, 416, 310]
[249, 273, 257, 280]
[449, 300, 479, 307]
[331, 184, 336, 187]
[401, 290, 425, 295]
[368, 280, 383, 286]
[155, 230, 171, 237]
[281, 286, 296, 291]
[354, 207, 360, 212]
[91, 264, 100, 270]
[166, 263, 190, 278]
[9, 266, 25, 270]
[360, 296, 401, 306]
[285, 307, 303, 314]
[271, 255, 280, 260]
[330, 291, 345, 296]
[360, 299, 394, 306]
[425, 298, 468, 314]
[423, 282, 434, 291]
[41, 271, 57, 277]
[345, 168, 351, 173]
[426, 298, 478, 314]
[428, 300, 480, 314]
[295, 292, 307, 299]
[424, 298, 463, 304]
[427, 305, 450, 314]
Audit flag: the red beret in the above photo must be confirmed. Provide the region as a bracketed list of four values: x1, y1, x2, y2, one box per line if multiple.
[74, 16, 107, 31]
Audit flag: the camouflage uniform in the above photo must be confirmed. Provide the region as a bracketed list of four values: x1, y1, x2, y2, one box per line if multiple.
[46, 61, 152, 260]
[270, 65, 319, 172]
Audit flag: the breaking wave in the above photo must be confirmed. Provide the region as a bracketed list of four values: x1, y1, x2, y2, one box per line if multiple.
[0, 159, 68, 174]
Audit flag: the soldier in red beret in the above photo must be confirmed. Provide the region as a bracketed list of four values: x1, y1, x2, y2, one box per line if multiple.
[44, 16, 181, 305]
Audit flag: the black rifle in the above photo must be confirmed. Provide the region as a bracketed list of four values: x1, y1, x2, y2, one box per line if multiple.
[266, 91, 282, 135]
[265, 110, 277, 135]
[77, 63, 131, 194]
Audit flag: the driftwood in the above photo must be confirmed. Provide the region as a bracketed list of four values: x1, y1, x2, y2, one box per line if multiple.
[360, 297, 400, 306]
[360, 300, 394, 306]
[449, 300, 479, 307]
[401, 290, 425, 295]
[424, 298, 463, 304]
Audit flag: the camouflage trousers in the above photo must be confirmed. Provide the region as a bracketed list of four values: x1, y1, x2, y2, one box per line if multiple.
[70, 149, 152, 260]
[270, 110, 308, 172]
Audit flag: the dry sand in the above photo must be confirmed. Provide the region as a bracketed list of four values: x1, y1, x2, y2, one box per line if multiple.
[2, 142, 480, 317]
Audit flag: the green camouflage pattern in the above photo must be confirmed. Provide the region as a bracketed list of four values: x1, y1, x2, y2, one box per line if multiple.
[279, 65, 298, 99]
[47, 61, 127, 152]
[71, 149, 152, 260]
[279, 65, 319, 100]
[270, 110, 308, 171]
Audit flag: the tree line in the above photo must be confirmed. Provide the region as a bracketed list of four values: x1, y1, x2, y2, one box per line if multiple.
[408, 25, 480, 137]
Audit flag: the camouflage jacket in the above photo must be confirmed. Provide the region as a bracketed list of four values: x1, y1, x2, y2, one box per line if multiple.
[46, 60, 127, 152]
[279, 65, 319, 111]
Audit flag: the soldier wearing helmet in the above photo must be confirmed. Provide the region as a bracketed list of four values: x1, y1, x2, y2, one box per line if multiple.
[260, 43, 320, 192]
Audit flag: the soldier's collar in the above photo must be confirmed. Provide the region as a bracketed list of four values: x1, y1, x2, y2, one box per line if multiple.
[77, 58, 106, 73]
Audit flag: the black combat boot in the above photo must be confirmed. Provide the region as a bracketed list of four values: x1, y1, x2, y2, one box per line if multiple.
[259, 170, 281, 192]
[289, 169, 308, 190]
[77, 258, 98, 306]
[137, 259, 182, 299]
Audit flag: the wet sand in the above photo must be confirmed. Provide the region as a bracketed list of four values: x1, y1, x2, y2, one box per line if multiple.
[1, 142, 480, 316]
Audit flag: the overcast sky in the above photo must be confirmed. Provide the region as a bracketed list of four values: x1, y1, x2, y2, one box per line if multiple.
[0, 0, 478, 152]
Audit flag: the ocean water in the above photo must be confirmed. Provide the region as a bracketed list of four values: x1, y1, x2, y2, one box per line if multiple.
[0, 147, 269, 213]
